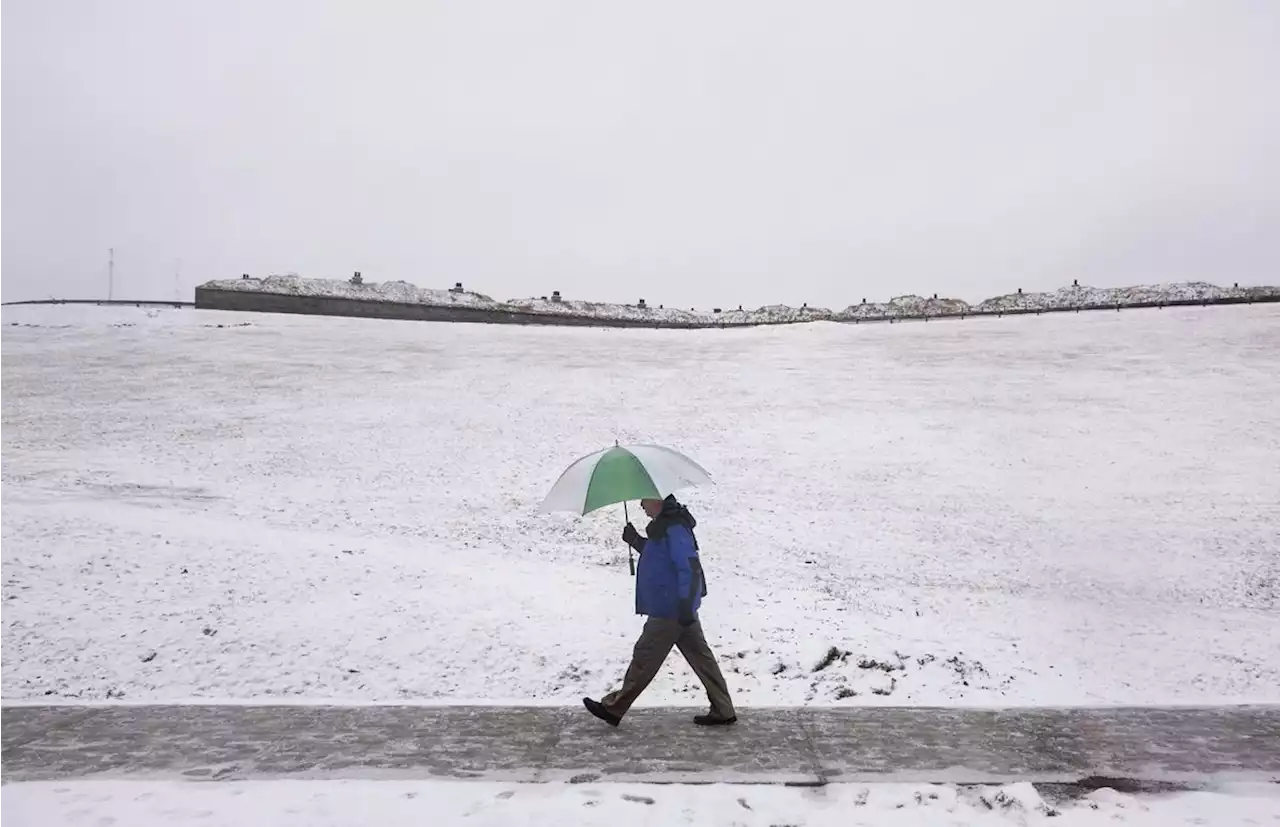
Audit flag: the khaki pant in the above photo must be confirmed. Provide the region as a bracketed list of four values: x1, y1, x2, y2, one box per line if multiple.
[602, 617, 736, 720]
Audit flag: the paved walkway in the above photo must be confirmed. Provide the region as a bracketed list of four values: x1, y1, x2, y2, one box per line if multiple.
[2, 705, 1278, 785]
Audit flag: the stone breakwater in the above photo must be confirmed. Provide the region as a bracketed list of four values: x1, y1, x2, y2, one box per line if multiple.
[195, 275, 1280, 328]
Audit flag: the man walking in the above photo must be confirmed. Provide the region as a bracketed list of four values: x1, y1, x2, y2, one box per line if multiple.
[583, 494, 737, 727]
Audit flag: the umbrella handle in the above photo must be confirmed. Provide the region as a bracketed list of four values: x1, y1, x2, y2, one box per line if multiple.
[625, 501, 636, 576]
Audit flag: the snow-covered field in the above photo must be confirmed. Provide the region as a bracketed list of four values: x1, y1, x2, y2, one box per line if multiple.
[6, 779, 1279, 827]
[2, 303, 1278, 706]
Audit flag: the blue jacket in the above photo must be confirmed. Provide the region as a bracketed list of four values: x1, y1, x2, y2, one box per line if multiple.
[635, 523, 704, 619]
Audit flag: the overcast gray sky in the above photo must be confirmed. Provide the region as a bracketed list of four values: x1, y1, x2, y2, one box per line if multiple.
[3, 1, 1278, 308]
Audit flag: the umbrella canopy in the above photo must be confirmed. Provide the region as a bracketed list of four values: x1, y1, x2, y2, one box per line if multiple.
[540, 443, 713, 515]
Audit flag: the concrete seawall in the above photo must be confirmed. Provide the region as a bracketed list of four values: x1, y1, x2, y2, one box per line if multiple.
[193, 287, 734, 329]
[194, 287, 1280, 329]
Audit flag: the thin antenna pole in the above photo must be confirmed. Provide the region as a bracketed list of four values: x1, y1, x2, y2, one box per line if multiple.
[108, 248, 115, 300]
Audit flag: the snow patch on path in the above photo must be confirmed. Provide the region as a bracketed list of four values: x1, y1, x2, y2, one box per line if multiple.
[4, 780, 1278, 827]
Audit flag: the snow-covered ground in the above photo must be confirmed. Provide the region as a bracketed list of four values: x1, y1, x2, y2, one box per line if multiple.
[201, 273, 1280, 325]
[4, 779, 1278, 826]
[2, 303, 1279, 706]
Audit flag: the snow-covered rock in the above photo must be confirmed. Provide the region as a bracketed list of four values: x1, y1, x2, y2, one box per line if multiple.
[837, 282, 1280, 320]
[839, 294, 972, 319]
[975, 281, 1273, 313]
[504, 296, 705, 324]
[982, 781, 1059, 818]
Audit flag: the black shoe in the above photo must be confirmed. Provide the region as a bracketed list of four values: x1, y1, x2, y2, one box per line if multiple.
[693, 713, 737, 726]
[583, 697, 621, 727]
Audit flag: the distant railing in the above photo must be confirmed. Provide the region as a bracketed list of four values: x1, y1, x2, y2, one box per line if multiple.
[1, 299, 194, 308]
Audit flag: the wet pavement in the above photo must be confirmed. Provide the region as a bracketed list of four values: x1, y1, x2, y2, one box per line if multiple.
[2, 704, 1278, 785]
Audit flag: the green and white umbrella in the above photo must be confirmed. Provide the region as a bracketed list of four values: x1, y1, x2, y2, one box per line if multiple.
[540, 443, 714, 516]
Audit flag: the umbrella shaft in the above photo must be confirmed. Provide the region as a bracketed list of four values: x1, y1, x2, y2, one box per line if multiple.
[624, 500, 635, 576]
